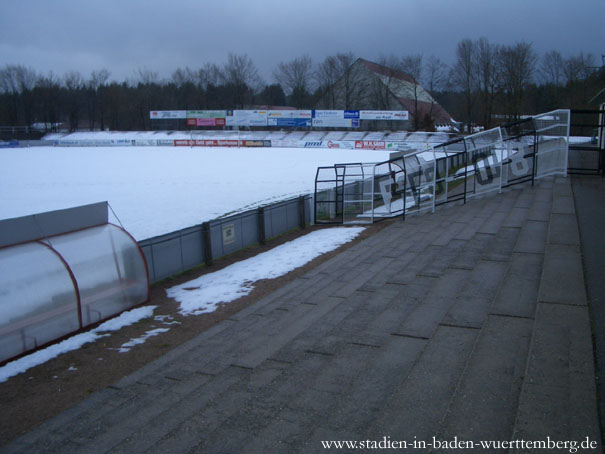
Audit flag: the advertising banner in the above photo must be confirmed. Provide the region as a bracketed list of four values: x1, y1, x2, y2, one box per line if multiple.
[267, 110, 312, 119]
[312, 110, 344, 118]
[226, 110, 268, 127]
[242, 140, 271, 147]
[201, 140, 239, 147]
[311, 118, 359, 128]
[302, 141, 324, 148]
[355, 140, 386, 150]
[326, 140, 355, 149]
[150, 110, 187, 119]
[173, 139, 240, 147]
[344, 110, 360, 119]
[271, 139, 300, 148]
[359, 111, 409, 120]
[186, 110, 227, 119]
[193, 118, 226, 126]
[267, 118, 312, 127]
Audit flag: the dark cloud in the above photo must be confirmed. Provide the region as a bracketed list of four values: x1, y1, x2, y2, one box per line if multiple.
[0, 0, 602, 83]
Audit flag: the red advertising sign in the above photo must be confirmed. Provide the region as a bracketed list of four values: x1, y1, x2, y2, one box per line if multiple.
[354, 140, 386, 150]
[173, 139, 240, 147]
[186, 118, 197, 126]
[203, 140, 239, 147]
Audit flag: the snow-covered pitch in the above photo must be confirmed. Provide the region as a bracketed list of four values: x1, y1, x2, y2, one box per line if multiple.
[0, 146, 390, 240]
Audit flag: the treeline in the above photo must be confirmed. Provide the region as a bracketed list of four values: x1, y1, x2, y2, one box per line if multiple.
[0, 40, 603, 133]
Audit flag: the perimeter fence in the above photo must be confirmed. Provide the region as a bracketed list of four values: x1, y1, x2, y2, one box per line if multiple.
[139, 195, 312, 283]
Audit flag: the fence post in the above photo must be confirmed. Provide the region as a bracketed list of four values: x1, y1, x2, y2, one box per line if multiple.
[298, 196, 306, 229]
[258, 207, 266, 245]
[202, 222, 213, 266]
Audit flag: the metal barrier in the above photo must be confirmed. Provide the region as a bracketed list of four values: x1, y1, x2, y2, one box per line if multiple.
[568, 109, 605, 176]
[314, 109, 572, 224]
[139, 195, 312, 283]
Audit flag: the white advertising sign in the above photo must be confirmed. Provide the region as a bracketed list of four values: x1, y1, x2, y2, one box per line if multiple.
[313, 110, 345, 118]
[226, 110, 268, 126]
[149, 110, 187, 119]
[267, 110, 312, 119]
[312, 118, 355, 128]
[359, 110, 409, 120]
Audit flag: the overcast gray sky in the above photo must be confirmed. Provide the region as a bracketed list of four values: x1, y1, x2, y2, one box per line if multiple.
[1, 0, 603, 84]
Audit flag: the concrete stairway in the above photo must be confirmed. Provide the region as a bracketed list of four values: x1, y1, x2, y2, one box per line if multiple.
[3, 177, 600, 453]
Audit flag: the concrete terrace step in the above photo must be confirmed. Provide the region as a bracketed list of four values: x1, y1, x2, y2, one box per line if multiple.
[3, 176, 601, 453]
[512, 176, 600, 445]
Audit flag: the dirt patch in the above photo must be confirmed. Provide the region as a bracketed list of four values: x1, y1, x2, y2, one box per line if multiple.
[0, 220, 395, 446]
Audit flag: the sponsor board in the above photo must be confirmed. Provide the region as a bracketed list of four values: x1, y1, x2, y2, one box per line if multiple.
[267, 118, 312, 127]
[313, 110, 344, 118]
[267, 110, 312, 119]
[344, 110, 360, 119]
[226, 110, 268, 127]
[326, 140, 355, 149]
[173, 139, 240, 147]
[355, 140, 386, 150]
[311, 118, 358, 128]
[150, 110, 187, 119]
[0, 140, 19, 148]
[203, 140, 239, 147]
[242, 140, 271, 147]
[303, 141, 324, 148]
[359, 110, 409, 120]
[271, 139, 300, 148]
[188, 118, 226, 126]
[174, 139, 194, 146]
[186, 110, 227, 119]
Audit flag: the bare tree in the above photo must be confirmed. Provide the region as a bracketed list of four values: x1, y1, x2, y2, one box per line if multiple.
[423, 56, 449, 122]
[475, 37, 501, 128]
[133, 68, 159, 86]
[222, 53, 263, 108]
[198, 63, 223, 89]
[171, 67, 197, 87]
[315, 52, 356, 109]
[499, 41, 536, 120]
[222, 53, 262, 89]
[64, 71, 85, 131]
[273, 55, 314, 108]
[36, 71, 61, 131]
[541, 50, 565, 86]
[451, 39, 477, 132]
[0, 64, 37, 125]
[563, 52, 597, 107]
[88, 69, 110, 131]
[401, 54, 424, 130]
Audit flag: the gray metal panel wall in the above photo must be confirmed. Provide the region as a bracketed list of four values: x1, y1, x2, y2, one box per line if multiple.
[139, 194, 311, 284]
[139, 225, 206, 282]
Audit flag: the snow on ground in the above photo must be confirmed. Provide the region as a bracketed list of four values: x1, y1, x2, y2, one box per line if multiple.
[168, 226, 365, 315]
[0, 146, 389, 240]
[0, 226, 364, 379]
[0, 305, 157, 383]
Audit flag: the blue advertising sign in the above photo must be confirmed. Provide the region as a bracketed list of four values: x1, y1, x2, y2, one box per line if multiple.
[344, 110, 360, 119]
[268, 118, 312, 127]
